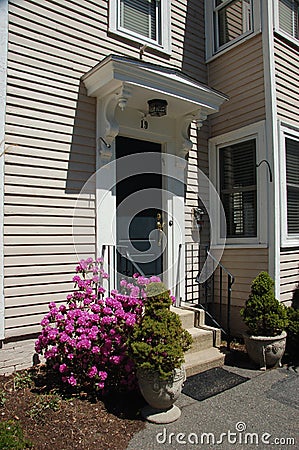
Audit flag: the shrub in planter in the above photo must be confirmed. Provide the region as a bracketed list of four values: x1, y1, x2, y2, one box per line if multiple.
[241, 272, 288, 336]
[35, 259, 145, 392]
[291, 284, 299, 310]
[128, 282, 192, 379]
[240, 272, 288, 369]
[286, 307, 299, 359]
[127, 282, 192, 422]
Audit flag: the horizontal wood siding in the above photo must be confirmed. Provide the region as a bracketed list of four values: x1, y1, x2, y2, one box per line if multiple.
[208, 34, 266, 136]
[280, 248, 299, 303]
[215, 247, 268, 335]
[274, 36, 299, 127]
[4, 0, 207, 341]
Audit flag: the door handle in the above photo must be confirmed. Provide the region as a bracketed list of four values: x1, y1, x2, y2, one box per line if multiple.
[156, 212, 164, 246]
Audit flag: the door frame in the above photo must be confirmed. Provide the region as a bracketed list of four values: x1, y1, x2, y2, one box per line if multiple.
[95, 102, 186, 299]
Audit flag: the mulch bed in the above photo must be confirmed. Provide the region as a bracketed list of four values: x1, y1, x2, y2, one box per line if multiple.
[0, 367, 145, 450]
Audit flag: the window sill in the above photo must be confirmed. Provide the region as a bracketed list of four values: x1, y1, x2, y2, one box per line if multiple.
[274, 30, 299, 49]
[108, 28, 171, 56]
[281, 237, 299, 248]
[211, 243, 268, 249]
[205, 30, 261, 63]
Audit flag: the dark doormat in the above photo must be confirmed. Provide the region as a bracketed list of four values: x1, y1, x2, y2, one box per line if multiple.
[182, 367, 249, 401]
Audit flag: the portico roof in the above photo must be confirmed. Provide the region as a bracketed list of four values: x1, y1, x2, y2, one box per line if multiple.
[82, 55, 227, 118]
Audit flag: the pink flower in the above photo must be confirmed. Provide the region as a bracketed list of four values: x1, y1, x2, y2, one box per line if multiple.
[149, 275, 161, 283]
[98, 371, 108, 381]
[125, 315, 136, 326]
[41, 317, 49, 327]
[110, 355, 121, 365]
[91, 346, 100, 354]
[88, 366, 98, 378]
[68, 376, 77, 386]
[59, 363, 67, 373]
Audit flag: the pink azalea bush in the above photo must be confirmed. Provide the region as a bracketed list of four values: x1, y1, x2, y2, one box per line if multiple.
[35, 259, 161, 392]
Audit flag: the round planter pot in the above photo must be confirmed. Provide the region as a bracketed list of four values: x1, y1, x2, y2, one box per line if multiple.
[137, 366, 186, 423]
[243, 331, 287, 370]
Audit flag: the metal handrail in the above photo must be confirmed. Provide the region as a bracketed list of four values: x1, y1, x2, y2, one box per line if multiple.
[117, 245, 146, 277]
[185, 242, 235, 350]
[206, 249, 235, 283]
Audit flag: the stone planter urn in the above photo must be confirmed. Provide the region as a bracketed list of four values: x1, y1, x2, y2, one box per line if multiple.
[137, 366, 186, 423]
[243, 331, 287, 370]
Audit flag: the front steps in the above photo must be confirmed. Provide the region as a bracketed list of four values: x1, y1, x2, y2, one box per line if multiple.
[171, 306, 225, 377]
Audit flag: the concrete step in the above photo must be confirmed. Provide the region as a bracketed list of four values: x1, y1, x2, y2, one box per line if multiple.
[171, 306, 194, 329]
[180, 304, 205, 326]
[184, 347, 225, 377]
[186, 327, 214, 353]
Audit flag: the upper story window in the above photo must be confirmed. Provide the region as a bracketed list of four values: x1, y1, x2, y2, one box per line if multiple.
[109, 0, 171, 54]
[278, 0, 299, 40]
[219, 138, 257, 238]
[215, 0, 252, 50]
[205, 0, 260, 59]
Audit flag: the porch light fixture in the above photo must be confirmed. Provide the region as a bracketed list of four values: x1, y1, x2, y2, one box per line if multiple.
[148, 99, 168, 117]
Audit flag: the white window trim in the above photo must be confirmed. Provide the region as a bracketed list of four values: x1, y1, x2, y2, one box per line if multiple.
[273, 0, 299, 48]
[280, 123, 299, 247]
[209, 122, 268, 247]
[109, 0, 171, 54]
[205, 0, 261, 60]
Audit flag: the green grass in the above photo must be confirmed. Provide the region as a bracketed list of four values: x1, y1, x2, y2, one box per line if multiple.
[0, 420, 32, 449]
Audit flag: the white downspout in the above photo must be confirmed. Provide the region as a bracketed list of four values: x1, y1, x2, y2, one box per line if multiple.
[0, 1, 8, 340]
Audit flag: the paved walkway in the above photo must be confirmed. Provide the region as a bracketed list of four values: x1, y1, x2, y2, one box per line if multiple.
[127, 356, 299, 450]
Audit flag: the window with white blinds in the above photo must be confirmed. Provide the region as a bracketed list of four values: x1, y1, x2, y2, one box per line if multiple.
[286, 137, 299, 234]
[120, 0, 161, 43]
[214, 0, 253, 51]
[219, 139, 257, 238]
[278, 0, 299, 40]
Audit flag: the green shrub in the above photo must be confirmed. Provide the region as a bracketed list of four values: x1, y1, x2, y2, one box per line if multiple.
[0, 420, 32, 449]
[13, 371, 33, 391]
[128, 282, 192, 379]
[286, 307, 299, 357]
[292, 285, 299, 310]
[240, 272, 288, 336]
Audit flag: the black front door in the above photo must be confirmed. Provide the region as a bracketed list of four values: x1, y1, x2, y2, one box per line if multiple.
[116, 136, 163, 277]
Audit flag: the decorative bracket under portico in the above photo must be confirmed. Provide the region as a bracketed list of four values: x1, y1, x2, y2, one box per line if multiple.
[97, 84, 131, 162]
[177, 109, 209, 160]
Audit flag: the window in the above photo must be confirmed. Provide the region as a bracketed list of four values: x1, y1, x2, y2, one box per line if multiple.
[214, 0, 252, 51]
[278, 0, 299, 40]
[286, 137, 299, 234]
[109, 0, 170, 53]
[219, 139, 257, 238]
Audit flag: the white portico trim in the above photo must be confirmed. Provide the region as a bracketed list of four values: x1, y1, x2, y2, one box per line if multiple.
[82, 55, 227, 296]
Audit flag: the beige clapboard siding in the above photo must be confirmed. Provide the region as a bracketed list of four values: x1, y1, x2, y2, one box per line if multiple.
[274, 36, 299, 127]
[208, 34, 265, 136]
[217, 248, 269, 307]
[5, 2, 98, 337]
[280, 248, 299, 303]
[5, 0, 207, 340]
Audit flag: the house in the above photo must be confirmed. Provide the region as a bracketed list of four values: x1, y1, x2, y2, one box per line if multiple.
[0, 0, 298, 373]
